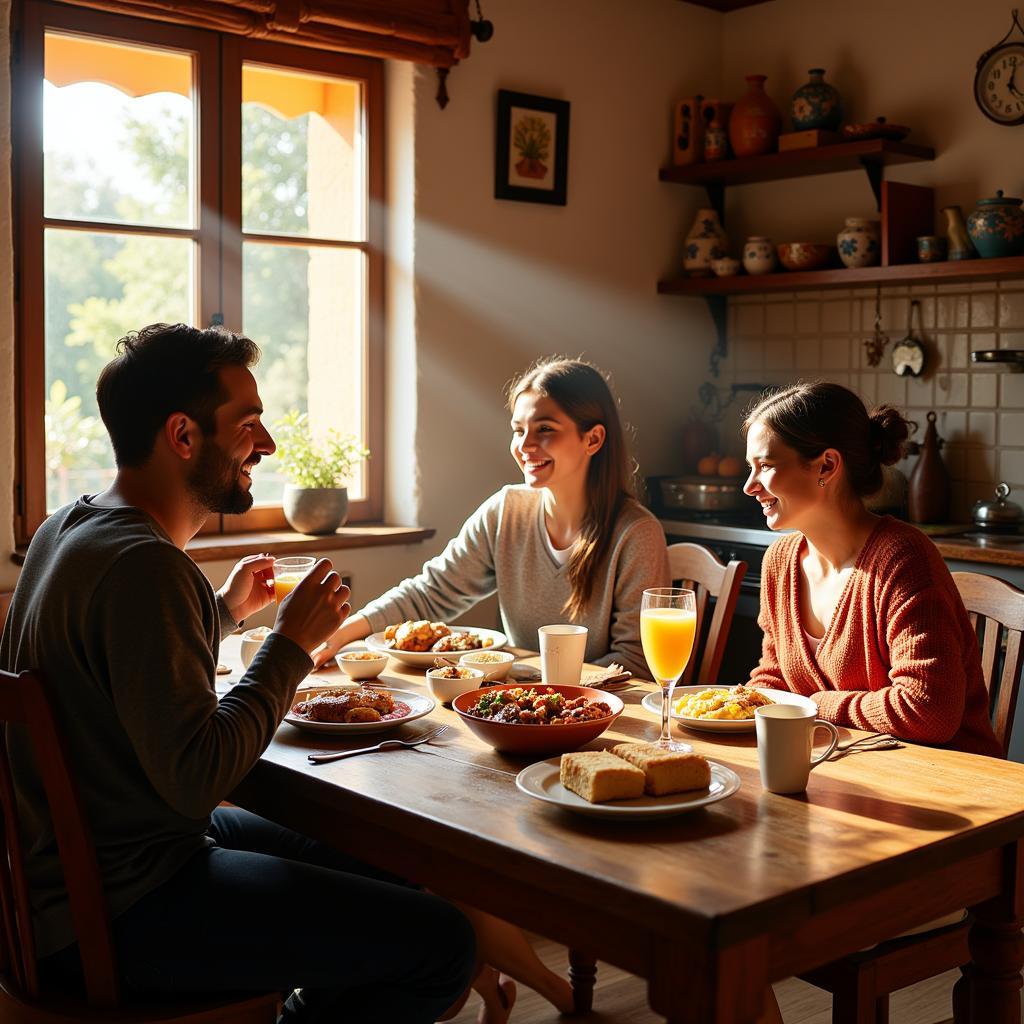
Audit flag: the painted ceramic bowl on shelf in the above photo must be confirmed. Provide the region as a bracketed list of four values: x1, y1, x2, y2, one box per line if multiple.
[710, 257, 741, 277]
[452, 685, 624, 755]
[841, 117, 910, 142]
[777, 242, 833, 271]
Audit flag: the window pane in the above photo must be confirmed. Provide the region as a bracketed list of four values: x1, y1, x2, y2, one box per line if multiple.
[242, 243, 366, 504]
[242, 64, 363, 241]
[44, 228, 194, 511]
[44, 33, 195, 229]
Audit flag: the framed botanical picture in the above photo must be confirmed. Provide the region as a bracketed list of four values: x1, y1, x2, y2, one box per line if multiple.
[495, 89, 570, 206]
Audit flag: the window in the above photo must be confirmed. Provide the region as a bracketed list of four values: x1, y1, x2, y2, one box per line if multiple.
[14, 2, 384, 540]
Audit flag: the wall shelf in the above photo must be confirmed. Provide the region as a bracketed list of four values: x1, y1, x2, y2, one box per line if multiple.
[658, 255, 1024, 296]
[660, 138, 935, 211]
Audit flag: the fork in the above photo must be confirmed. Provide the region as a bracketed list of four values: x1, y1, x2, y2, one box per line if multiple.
[307, 726, 448, 765]
[837, 733, 896, 751]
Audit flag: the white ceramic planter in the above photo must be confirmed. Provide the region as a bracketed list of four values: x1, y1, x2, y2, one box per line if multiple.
[283, 484, 349, 535]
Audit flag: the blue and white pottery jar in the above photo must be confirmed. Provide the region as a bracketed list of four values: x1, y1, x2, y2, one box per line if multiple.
[836, 217, 880, 269]
[742, 236, 775, 275]
[684, 207, 728, 276]
[966, 191, 1024, 259]
[790, 68, 842, 131]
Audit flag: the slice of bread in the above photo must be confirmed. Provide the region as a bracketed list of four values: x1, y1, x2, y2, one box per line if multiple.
[559, 751, 645, 804]
[611, 742, 711, 795]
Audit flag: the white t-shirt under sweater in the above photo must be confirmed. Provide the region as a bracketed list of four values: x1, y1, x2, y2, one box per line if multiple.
[358, 485, 671, 677]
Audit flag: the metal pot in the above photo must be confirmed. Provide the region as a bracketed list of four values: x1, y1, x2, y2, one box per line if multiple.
[659, 476, 748, 512]
[972, 482, 1023, 532]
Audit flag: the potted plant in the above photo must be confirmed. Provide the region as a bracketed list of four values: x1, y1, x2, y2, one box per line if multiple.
[272, 410, 369, 535]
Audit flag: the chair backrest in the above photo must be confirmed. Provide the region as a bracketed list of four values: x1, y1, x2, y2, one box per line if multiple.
[0, 669, 119, 1007]
[952, 570, 1024, 757]
[667, 543, 747, 685]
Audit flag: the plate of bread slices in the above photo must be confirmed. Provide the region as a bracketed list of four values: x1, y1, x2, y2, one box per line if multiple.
[515, 742, 740, 820]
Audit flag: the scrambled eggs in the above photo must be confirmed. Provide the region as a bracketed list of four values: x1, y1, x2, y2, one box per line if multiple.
[673, 684, 775, 720]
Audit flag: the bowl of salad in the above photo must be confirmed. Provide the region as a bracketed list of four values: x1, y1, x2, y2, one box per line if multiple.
[452, 684, 624, 755]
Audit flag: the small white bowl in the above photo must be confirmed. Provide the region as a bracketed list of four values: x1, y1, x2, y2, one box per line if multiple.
[458, 650, 515, 682]
[426, 665, 485, 705]
[710, 257, 741, 278]
[240, 626, 272, 669]
[336, 650, 389, 681]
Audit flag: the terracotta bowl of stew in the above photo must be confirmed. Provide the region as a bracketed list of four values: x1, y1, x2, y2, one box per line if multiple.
[452, 684, 624, 755]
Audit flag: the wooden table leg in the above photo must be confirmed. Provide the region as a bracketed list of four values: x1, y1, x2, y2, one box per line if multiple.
[968, 904, 1024, 1022]
[568, 948, 596, 1013]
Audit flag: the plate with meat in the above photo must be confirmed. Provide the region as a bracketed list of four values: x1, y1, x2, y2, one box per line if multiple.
[284, 686, 436, 735]
[365, 621, 507, 668]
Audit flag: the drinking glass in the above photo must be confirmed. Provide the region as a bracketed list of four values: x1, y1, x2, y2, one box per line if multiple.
[640, 587, 697, 752]
[272, 556, 316, 602]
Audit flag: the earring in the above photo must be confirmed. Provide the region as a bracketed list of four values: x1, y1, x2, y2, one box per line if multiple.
[818, 478, 826, 488]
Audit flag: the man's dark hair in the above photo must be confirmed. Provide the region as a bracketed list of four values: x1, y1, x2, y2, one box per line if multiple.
[96, 323, 260, 468]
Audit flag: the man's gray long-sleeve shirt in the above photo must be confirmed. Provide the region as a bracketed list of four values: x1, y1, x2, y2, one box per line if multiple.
[0, 498, 311, 956]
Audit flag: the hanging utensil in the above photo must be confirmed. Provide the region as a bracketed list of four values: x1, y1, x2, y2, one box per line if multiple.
[891, 299, 926, 377]
[863, 288, 890, 367]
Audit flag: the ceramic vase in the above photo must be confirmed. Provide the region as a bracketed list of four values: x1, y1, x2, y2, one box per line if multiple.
[916, 236, 947, 263]
[704, 120, 728, 161]
[966, 190, 1024, 258]
[790, 68, 842, 131]
[836, 217, 880, 269]
[942, 205, 977, 260]
[684, 208, 728, 276]
[728, 75, 781, 158]
[742, 236, 775, 275]
[907, 412, 950, 525]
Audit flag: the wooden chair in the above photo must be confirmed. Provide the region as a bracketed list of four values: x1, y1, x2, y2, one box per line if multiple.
[667, 542, 748, 687]
[568, 543, 747, 1011]
[799, 569, 1024, 1024]
[0, 667, 279, 1023]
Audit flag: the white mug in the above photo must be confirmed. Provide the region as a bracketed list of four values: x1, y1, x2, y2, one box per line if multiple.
[538, 624, 588, 686]
[755, 704, 839, 794]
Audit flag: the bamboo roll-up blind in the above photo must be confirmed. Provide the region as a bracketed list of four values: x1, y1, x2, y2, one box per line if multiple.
[50, 0, 472, 66]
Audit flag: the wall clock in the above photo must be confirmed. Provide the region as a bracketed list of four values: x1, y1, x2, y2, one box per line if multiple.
[975, 9, 1024, 125]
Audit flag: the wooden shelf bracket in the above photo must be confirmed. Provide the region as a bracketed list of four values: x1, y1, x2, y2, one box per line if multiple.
[859, 157, 883, 211]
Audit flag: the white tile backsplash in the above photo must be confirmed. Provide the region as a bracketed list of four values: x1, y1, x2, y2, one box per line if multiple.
[714, 283, 1023, 519]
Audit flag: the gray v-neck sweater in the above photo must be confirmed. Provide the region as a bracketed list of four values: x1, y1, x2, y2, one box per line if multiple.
[360, 485, 670, 677]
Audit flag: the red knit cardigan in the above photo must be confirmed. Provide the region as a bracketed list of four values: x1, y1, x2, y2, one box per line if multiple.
[749, 516, 1001, 757]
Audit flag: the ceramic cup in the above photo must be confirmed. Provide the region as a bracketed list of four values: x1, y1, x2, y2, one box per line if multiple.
[916, 235, 947, 263]
[538, 624, 588, 686]
[755, 704, 839, 794]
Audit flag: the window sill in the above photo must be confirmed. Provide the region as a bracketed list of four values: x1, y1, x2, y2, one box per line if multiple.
[12, 525, 435, 566]
[186, 525, 436, 563]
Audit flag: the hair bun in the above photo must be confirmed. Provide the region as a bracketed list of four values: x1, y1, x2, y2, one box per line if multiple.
[869, 405, 910, 466]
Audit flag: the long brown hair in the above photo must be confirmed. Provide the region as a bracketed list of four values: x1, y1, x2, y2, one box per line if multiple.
[508, 358, 634, 619]
[742, 381, 909, 496]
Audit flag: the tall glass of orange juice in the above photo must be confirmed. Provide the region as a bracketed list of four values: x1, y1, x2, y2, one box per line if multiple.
[640, 587, 697, 751]
[272, 556, 316, 602]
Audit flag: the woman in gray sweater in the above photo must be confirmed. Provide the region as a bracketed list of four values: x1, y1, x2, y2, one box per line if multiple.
[315, 358, 670, 678]
[315, 358, 670, 1022]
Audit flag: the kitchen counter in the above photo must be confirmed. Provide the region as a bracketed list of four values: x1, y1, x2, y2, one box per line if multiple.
[931, 535, 1024, 568]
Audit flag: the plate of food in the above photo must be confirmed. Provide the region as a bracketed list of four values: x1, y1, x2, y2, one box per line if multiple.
[516, 743, 740, 820]
[365, 620, 508, 668]
[641, 684, 816, 733]
[283, 685, 435, 735]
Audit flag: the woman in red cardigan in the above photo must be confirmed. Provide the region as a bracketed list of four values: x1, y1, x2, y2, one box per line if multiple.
[743, 381, 1000, 757]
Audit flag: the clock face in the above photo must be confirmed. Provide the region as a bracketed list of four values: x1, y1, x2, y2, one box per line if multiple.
[892, 339, 925, 378]
[975, 42, 1024, 124]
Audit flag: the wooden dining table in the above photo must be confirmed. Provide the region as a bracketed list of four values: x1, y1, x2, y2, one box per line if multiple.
[221, 637, 1024, 1024]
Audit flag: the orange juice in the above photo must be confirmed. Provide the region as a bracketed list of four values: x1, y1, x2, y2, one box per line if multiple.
[640, 607, 697, 683]
[274, 573, 305, 602]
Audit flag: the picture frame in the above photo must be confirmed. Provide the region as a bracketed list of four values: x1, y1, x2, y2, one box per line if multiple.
[494, 89, 570, 206]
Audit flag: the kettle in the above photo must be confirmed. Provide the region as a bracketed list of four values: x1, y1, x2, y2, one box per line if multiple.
[972, 482, 1024, 532]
